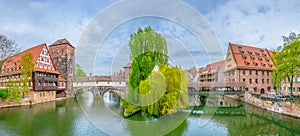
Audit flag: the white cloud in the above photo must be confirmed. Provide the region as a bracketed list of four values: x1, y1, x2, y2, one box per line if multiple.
[206, 0, 300, 50]
[29, 1, 46, 9]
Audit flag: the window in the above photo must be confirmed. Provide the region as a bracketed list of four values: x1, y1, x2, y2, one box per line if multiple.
[245, 61, 250, 65]
[243, 78, 246, 82]
[249, 79, 252, 84]
[249, 70, 252, 75]
[262, 71, 264, 75]
[255, 79, 258, 84]
[267, 79, 269, 84]
[256, 70, 258, 75]
[242, 70, 245, 75]
[262, 79, 265, 84]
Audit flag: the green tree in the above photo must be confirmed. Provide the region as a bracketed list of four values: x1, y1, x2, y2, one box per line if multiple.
[272, 32, 300, 95]
[128, 27, 168, 103]
[124, 27, 189, 117]
[6, 83, 22, 103]
[19, 52, 35, 93]
[75, 64, 86, 77]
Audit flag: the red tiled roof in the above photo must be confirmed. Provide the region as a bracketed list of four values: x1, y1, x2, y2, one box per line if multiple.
[187, 66, 198, 78]
[0, 44, 60, 76]
[123, 62, 131, 68]
[229, 43, 275, 70]
[199, 60, 225, 75]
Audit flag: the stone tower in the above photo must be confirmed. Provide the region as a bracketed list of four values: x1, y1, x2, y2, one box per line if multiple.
[49, 39, 75, 97]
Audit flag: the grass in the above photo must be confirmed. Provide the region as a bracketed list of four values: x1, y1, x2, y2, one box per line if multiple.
[123, 104, 141, 118]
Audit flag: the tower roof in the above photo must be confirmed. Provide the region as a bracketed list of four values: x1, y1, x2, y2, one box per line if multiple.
[49, 38, 75, 49]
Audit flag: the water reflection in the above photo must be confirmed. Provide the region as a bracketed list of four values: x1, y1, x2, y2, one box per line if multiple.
[0, 91, 299, 136]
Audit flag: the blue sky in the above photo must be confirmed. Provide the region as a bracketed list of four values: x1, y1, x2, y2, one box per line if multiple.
[1, 0, 300, 75]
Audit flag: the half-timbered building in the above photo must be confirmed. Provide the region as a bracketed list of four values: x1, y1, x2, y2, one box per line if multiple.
[0, 44, 61, 103]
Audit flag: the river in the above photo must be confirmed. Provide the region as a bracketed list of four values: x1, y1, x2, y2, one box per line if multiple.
[0, 91, 299, 136]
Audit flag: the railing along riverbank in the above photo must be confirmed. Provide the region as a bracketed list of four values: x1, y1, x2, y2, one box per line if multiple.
[242, 92, 300, 118]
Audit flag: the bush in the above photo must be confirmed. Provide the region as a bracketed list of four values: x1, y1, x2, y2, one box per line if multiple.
[0, 90, 8, 99]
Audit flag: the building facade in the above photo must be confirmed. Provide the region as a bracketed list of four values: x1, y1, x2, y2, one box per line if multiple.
[224, 43, 275, 94]
[49, 39, 75, 97]
[279, 75, 300, 96]
[187, 66, 199, 83]
[0, 44, 61, 103]
[199, 60, 225, 83]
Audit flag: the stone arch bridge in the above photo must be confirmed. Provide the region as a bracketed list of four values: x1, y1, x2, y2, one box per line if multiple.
[73, 86, 126, 98]
[73, 76, 127, 98]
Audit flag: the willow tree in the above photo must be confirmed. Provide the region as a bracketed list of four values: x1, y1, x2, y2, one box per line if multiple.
[125, 27, 189, 117]
[128, 27, 168, 103]
[138, 65, 190, 116]
[272, 32, 300, 95]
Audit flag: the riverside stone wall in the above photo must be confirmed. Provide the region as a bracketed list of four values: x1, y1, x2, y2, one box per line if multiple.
[244, 92, 300, 118]
[0, 90, 57, 108]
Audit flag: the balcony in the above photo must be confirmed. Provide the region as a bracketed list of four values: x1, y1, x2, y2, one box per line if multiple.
[35, 86, 58, 91]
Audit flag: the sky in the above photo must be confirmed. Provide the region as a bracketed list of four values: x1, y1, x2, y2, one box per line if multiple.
[1, 0, 300, 75]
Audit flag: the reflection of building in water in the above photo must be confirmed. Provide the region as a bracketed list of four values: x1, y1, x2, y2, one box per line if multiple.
[213, 103, 300, 136]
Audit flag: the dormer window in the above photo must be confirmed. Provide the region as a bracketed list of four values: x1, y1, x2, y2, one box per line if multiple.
[245, 61, 250, 66]
[253, 62, 258, 66]
[251, 56, 255, 60]
[269, 64, 273, 68]
[263, 53, 267, 57]
[241, 50, 245, 54]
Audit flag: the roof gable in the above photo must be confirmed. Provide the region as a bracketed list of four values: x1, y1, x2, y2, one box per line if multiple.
[228, 43, 275, 70]
[0, 44, 60, 76]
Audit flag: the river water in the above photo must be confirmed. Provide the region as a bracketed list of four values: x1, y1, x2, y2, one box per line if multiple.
[0, 92, 299, 136]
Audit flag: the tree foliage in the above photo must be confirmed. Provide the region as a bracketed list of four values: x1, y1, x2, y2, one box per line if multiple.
[272, 32, 300, 95]
[6, 83, 23, 103]
[20, 52, 35, 93]
[128, 27, 168, 103]
[0, 34, 20, 60]
[75, 64, 87, 77]
[125, 27, 189, 117]
[137, 65, 190, 116]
